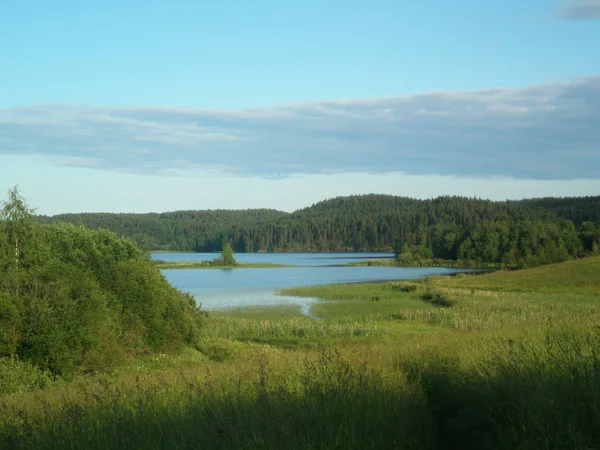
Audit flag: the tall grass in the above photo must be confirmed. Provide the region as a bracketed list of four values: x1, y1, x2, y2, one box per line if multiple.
[201, 315, 382, 341]
[0, 348, 435, 449]
[3, 257, 600, 448]
[402, 331, 600, 449]
[3, 332, 600, 449]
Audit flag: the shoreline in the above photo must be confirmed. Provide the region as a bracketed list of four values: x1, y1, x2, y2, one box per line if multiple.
[155, 261, 296, 269]
[155, 258, 500, 270]
[207, 270, 490, 318]
[151, 250, 395, 254]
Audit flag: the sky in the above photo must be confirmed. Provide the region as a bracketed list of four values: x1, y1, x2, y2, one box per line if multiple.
[0, 0, 599, 215]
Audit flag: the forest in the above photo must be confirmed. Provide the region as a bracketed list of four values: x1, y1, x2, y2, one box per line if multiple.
[38, 194, 600, 268]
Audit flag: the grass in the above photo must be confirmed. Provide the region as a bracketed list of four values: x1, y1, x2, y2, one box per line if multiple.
[0, 348, 435, 449]
[212, 304, 304, 320]
[279, 282, 433, 318]
[434, 255, 600, 294]
[2, 256, 600, 448]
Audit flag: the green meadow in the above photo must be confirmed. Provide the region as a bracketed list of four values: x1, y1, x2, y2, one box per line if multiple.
[2, 256, 600, 449]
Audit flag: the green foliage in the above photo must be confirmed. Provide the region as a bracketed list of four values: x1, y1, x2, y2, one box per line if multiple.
[221, 241, 235, 265]
[0, 293, 20, 356]
[421, 289, 454, 307]
[0, 187, 206, 379]
[210, 241, 237, 266]
[0, 357, 54, 395]
[0, 186, 35, 269]
[36, 195, 600, 269]
[456, 219, 583, 267]
[37, 208, 288, 252]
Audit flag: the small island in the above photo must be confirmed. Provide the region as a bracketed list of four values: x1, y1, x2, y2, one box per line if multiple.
[154, 242, 295, 269]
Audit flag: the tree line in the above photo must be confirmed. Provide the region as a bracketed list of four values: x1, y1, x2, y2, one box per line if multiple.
[37, 194, 600, 267]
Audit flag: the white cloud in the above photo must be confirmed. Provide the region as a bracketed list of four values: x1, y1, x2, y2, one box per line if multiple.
[1, 155, 599, 215]
[0, 75, 599, 180]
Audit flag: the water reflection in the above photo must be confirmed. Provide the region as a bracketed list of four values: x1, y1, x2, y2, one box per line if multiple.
[162, 264, 481, 313]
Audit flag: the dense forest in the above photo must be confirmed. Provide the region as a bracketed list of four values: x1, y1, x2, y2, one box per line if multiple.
[1, 188, 206, 380]
[37, 195, 600, 268]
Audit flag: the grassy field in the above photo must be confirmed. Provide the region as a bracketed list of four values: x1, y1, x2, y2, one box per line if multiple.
[432, 255, 600, 294]
[2, 256, 600, 449]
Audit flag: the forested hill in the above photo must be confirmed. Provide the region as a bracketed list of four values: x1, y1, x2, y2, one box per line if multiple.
[36, 195, 600, 266]
[37, 209, 289, 251]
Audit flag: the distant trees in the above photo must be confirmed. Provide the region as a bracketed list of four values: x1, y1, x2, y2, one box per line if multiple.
[0, 187, 206, 379]
[34, 194, 600, 268]
[580, 221, 600, 255]
[452, 219, 581, 267]
[36, 209, 288, 252]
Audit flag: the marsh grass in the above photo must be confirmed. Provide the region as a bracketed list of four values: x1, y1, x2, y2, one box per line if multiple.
[212, 304, 304, 320]
[201, 315, 382, 342]
[279, 281, 427, 301]
[3, 257, 600, 448]
[279, 281, 433, 318]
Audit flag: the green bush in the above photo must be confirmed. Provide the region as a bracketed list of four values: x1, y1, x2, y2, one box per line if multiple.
[0, 357, 53, 395]
[392, 282, 418, 292]
[0, 188, 206, 383]
[421, 289, 454, 307]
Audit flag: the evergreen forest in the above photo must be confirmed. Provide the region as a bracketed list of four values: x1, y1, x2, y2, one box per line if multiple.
[37, 194, 600, 268]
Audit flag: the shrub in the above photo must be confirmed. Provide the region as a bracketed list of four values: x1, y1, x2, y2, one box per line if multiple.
[0, 189, 206, 381]
[421, 289, 454, 307]
[0, 357, 53, 395]
[393, 283, 418, 293]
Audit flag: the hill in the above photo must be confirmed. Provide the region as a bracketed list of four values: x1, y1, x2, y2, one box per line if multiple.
[436, 255, 600, 294]
[37, 209, 289, 251]
[36, 195, 600, 267]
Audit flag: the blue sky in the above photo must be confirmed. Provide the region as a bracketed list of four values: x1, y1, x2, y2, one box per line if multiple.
[1, 0, 599, 214]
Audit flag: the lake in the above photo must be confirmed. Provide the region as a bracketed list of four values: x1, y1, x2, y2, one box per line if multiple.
[156, 252, 481, 313]
[152, 251, 395, 266]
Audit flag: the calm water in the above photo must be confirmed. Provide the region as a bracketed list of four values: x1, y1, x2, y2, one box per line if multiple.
[152, 252, 395, 266]
[156, 252, 481, 312]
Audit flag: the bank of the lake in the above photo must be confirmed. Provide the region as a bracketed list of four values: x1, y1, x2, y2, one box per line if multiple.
[347, 258, 507, 269]
[151, 251, 396, 266]
[153, 252, 504, 271]
[160, 264, 483, 311]
[155, 261, 294, 269]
